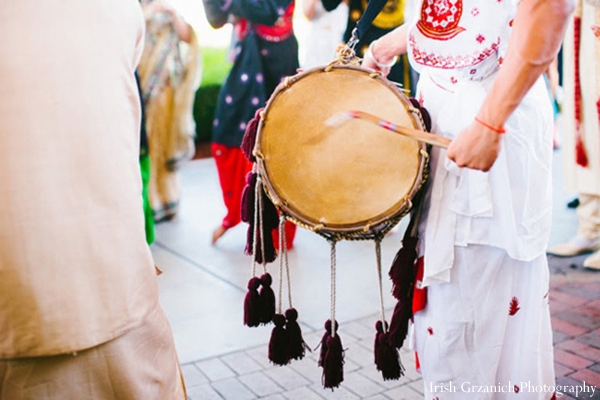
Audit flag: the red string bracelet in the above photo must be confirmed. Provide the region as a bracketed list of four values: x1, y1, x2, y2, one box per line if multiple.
[474, 117, 506, 134]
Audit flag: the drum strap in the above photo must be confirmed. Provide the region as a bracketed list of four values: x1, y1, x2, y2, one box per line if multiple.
[347, 0, 392, 49]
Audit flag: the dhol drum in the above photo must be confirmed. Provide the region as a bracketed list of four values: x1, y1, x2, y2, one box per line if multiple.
[253, 63, 429, 239]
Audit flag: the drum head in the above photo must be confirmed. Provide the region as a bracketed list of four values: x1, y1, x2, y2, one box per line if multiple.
[256, 65, 426, 233]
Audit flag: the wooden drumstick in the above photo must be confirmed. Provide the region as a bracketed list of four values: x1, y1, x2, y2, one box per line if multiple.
[326, 110, 451, 149]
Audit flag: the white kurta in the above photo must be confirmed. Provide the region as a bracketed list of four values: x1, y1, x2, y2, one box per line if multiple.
[406, 0, 556, 397]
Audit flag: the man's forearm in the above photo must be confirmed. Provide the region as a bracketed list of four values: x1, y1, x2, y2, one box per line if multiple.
[476, 0, 574, 129]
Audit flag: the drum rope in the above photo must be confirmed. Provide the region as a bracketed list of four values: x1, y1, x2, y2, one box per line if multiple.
[277, 216, 293, 313]
[257, 176, 267, 274]
[278, 217, 284, 314]
[283, 218, 293, 308]
[329, 239, 338, 338]
[250, 175, 260, 278]
[375, 238, 387, 333]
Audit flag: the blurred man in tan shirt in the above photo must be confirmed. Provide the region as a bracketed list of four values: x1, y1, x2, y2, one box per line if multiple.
[0, 1, 185, 398]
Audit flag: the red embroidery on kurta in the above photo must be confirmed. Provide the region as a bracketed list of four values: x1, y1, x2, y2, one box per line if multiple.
[427, 327, 434, 335]
[410, 35, 500, 69]
[418, 92, 425, 108]
[417, 0, 466, 40]
[471, 7, 479, 17]
[476, 34, 485, 44]
[514, 385, 520, 393]
[509, 297, 521, 316]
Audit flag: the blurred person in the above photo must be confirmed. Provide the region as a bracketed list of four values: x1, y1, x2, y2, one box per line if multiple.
[138, 0, 202, 223]
[545, 57, 562, 149]
[301, 0, 348, 68]
[202, 0, 298, 246]
[363, 0, 572, 397]
[0, 1, 185, 399]
[548, 0, 600, 269]
[322, 0, 416, 93]
[137, 71, 156, 244]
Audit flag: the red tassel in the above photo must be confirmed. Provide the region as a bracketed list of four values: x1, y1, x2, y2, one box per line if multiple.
[243, 277, 262, 327]
[268, 314, 291, 366]
[374, 320, 404, 381]
[285, 308, 310, 360]
[241, 108, 263, 162]
[258, 273, 276, 324]
[388, 236, 417, 300]
[320, 319, 344, 390]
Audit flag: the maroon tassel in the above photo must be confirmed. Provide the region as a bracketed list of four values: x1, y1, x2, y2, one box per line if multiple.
[258, 273, 276, 324]
[242, 172, 278, 264]
[322, 327, 344, 389]
[253, 227, 277, 264]
[261, 189, 280, 233]
[387, 300, 412, 349]
[243, 172, 257, 257]
[317, 320, 332, 368]
[243, 277, 262, 327]
[241, 172, 256, 224]
[374, 320, 403, 381]
[285, 308, 310, 360]
[241, 108, 263, 162]
[268, 314, 291, 366]
[253, 188, 278, 264]
[387, 221, 418, 349]
[388, 236, 417, 300]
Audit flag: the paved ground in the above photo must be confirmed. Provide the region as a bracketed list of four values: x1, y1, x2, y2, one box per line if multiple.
[152, 147, 600, 399]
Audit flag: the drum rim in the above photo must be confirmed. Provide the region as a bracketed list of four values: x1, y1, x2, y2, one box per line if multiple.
[255, 63, 429, 238]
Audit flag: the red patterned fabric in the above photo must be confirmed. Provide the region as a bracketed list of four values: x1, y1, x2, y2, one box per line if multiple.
[255, 3, 295, 42]
[573, 14, 589, 167]
[416, 0, 465, 40]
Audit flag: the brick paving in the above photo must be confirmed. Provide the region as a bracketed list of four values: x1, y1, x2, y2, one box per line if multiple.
[181, 262, 600, 399]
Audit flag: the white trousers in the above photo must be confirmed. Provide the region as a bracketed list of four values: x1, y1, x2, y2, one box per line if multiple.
[414, 244, 555, 399]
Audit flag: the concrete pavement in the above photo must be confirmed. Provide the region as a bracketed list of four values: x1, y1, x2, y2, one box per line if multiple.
[153, 147, 600, 399]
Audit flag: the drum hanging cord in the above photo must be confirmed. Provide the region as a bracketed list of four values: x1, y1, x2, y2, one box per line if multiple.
[268, 218, 310, 366]
[243, 173, 277, 328]
[374, 239, 405, 380]
[331, 0, 392, 63]
[317, 239, 345, 389]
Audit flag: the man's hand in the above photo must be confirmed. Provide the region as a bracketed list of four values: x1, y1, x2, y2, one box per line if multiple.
[446, 120, 502, 172]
